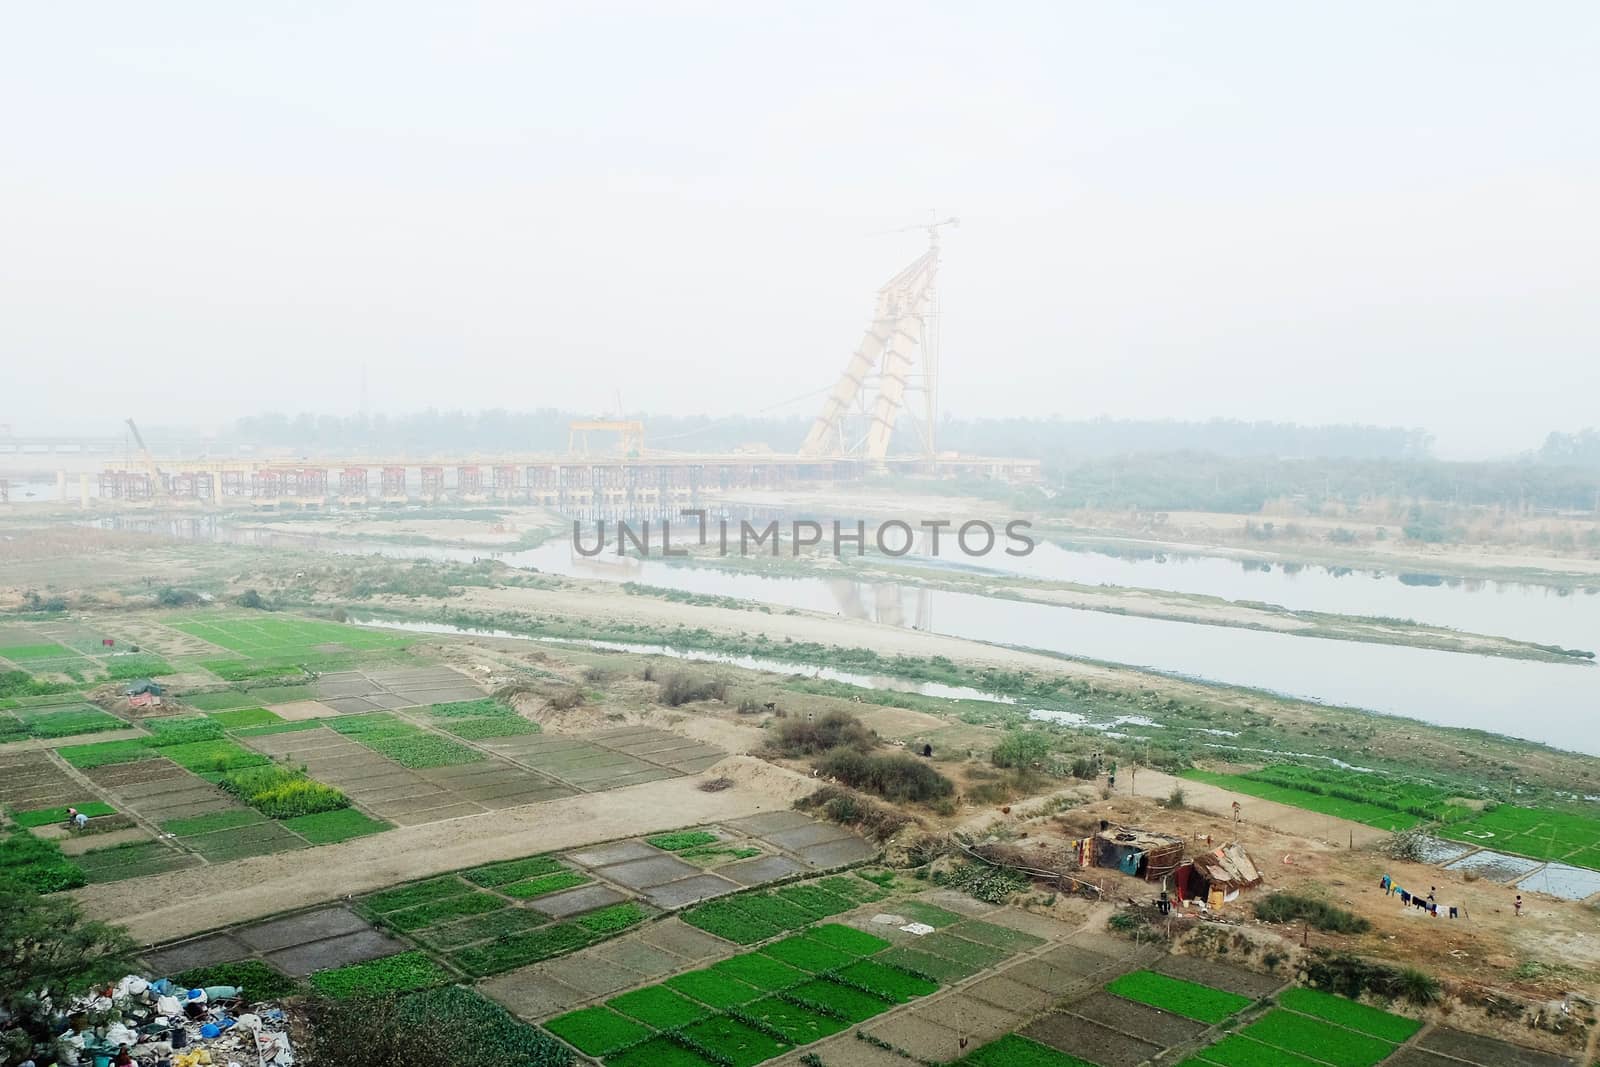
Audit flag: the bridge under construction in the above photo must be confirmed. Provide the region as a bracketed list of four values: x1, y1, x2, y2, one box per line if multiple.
[3, 225, 1040, 510]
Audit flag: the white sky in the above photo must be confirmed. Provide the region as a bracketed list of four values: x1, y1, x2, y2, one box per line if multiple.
[2, 2, 1596, 458]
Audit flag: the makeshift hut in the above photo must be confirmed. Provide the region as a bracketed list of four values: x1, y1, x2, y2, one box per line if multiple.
[1175, 841, 1264, 908]
[1092, 825, 1186, 882]
[125, 678, 165, 696]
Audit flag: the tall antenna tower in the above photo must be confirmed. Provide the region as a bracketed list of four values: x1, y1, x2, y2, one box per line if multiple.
[799, 216, 957, 462]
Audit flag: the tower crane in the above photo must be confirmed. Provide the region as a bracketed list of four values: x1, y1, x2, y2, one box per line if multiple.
[125, 418, 167, 498]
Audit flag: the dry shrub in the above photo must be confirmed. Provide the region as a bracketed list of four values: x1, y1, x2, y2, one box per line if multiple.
[698, 776, 735, 792]
[547, 687, 585, 711]
[796, 784, 913, 842]
[814, 749, 954, 804]
[768, 711, 876, 757]
[659, 672, 728, 706]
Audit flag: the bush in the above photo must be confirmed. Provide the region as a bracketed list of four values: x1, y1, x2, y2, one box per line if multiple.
[155, 587, 202, 607]
[769, 711, 876, 757]
[235, 589, 269, 610]
[1254, 892, 1371, 934]
[990, 729, 1051, 769]
[1166, 785, 1186, 809]
[814, 750, 953, 804]
[659, 672, 728, 706]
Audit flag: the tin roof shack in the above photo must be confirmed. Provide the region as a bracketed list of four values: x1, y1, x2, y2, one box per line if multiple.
[1190, 842, 1263, 892]
[1093, 825, 1186, 881]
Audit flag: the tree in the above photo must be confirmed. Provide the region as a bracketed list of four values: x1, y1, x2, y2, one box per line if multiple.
[0, 877, 138, 1063]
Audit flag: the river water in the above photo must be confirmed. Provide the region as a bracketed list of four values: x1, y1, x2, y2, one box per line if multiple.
[95, 516, 1600, 753]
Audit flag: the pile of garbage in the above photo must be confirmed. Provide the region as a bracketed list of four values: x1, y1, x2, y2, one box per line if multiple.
[30, 974, 294, 1067]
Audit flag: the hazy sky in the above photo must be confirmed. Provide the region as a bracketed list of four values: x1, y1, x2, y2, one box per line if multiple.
[3, 2, 1596, 457]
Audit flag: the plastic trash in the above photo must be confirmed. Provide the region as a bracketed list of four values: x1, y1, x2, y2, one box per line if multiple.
[202, 985, 241, 1001]
[234, 1014, 261, 1032]
[199, 1023, 221, 1039]
[157, 995, 182, 1016]
[186, 989, 207, 1003]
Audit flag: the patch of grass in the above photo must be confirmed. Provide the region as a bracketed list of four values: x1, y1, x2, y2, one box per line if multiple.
[647, 830, 721, 851]
[206, 707, 283, 729]
[1439, 803, 1600, 871]
[895, 900, 963, 928]
[308, 951, 452, 998]
[665, 968, 764, 1010]
[13, 802, 116, 827]
[173, 960, 299, 1000]
[575, 901, 647, 936]
[464, 854, 565, 887]
[1107, 971, 1253, 1023]
[57, 739, 159, 769]
[1240, 1009, 1396, 1067]
[606, 986, 711, 1030]
[426, 698, 511, 718]
[543, 1008, 653, 1056]
[281, 808, 391, 844]
[945, 919, 1045, 952]
[741, 996, 847, 1044]
[1278, 987, 1422, 1043]
[163, 809, 266, 836]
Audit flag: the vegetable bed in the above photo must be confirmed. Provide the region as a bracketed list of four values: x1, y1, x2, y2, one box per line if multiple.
[1279, 987, 1421, 1043]
[542, 1006, 652, 1057]
[953, 1034, 1096, 1067]
[1106, 970, 1253, 1023]
[1239, 1009, 1396, 1067]
[308, 951, 452, 998]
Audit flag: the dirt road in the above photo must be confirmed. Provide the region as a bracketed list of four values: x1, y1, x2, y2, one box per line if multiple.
[72, 757, 813, 945]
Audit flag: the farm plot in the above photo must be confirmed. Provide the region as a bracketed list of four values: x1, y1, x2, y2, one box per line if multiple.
[240, 723, 570, 826]
[167, 614, 410, 660]
[1105, 970, 1253, 1023]
[328, 712, 483, 767]
[74, 839, 201, 883]
[1181, 767, 1459, 832]
[538, 920, 922, 1064]
[680, 874, 886, 944]
[0, 750, 102, 815]
[3, 702, 127, 740]
[1438, 804, 1600, 872]
[310, 665, 488, 713]
[476, 733, 683, 792]
[1234, 1009, 1398, 1067]
[355, 855, 653, 979]
[951, 1034, 1097, 1067]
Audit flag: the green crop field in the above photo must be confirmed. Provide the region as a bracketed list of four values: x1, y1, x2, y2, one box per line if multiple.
[834, 959, 938, 1002]
[1278, 988, 1422, 1043]
[664, 969, 764, 1010]
[740, 996, 846, 1044]
[330, 712, 483, 768]
[308, 951, 453, 998]
[1182, 769, 1432, 831]
[206, 706, 282, 729]
[606, 986, 712, 1030]
[1238, 1009, 1396, 1067]
[57, 739, 160, 768]
[502, 870, 590, 899]
[1438, 804, 1600, 871]
[169, 615, 409, 659]
[1186, 1033, 1328, 1067]
[543, 1006, 652, 1057]
[1107, 971, 1253, 1023]
[710, 953, 809, 993]
[681, 1015, 790, 1067]
[11, 704, 125, 738]
[604, 1036, 719, 1067]
[13, 802, 116, 827]
[758, 934, 857, 973]
[464, 853, 565, 886]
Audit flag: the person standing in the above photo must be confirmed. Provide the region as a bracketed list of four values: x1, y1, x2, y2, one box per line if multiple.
[1515, 895, 1523, 917]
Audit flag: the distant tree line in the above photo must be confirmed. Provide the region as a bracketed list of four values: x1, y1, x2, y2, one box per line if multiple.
[1038, 453, 1600, 515]
[1535, 429, 1600, 468]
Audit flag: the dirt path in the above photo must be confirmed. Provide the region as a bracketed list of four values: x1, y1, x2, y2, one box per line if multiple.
[70, 757, 814, 945]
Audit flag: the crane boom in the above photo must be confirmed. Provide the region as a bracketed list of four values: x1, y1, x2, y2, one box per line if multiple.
[125, 418, 167, 497]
